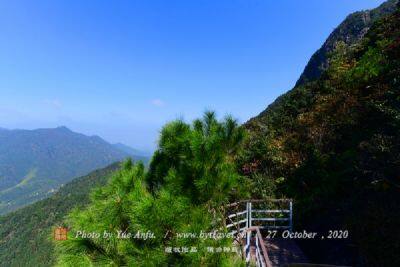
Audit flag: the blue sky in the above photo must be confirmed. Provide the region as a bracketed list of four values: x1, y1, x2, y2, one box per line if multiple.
[0, 0, 387, 151]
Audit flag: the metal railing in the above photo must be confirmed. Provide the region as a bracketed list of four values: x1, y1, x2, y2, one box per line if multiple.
[226, 199, 293, 233]
[225, 199, 293, 267]
[243, 227, 272, 267]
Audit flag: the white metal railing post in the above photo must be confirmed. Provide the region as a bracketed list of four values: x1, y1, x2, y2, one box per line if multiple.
[246, 202, 252, 266]
[246, 202, 249, 229]
[245, 202, 250, 265]
[249, 202, 252, 227]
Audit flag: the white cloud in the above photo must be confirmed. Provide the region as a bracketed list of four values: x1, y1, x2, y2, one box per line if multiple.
[43, 99, 62, 109]
[151, 99, 165, 107]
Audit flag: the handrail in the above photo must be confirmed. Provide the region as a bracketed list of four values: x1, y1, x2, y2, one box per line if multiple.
[226, 198, 292, 207]
[243, 227, 273, 267]
[225, 199, 293, 232]
[224, 199, 294, 266]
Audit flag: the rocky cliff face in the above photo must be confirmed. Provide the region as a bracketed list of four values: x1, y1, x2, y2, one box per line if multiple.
[295, 0, 398, 87]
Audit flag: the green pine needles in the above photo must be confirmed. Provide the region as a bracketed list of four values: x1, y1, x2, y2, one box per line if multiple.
[55, 111, 247, 266]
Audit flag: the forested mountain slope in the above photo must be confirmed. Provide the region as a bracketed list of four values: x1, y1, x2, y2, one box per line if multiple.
[0, 126, 145, 214]
[253, 0, 398, 120]
[242, 3, 400, 266]
[0, 163, 119, 267]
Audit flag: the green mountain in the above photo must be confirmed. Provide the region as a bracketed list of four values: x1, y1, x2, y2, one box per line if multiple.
[242, 2, 400, 266]
[0, 126, 146, 215]
[0, 163, 119, 267]
[295, 0, 398, 87]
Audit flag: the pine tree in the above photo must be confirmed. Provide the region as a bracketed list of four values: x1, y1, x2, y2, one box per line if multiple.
[55, 112, 247, 266]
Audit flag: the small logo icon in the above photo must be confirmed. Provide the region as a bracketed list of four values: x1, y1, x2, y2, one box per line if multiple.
[54, 227, 68, 241]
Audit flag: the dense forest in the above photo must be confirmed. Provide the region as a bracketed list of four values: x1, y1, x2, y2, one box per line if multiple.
[242, 4, 400, 266]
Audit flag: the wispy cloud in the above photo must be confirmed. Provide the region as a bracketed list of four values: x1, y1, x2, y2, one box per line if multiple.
[43, 99, 62, 109]
[151, 99, 165, 107]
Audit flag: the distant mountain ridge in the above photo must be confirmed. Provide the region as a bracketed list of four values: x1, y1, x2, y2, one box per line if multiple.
[0, 126, 147, 214]
[112, 143, 151, 157]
